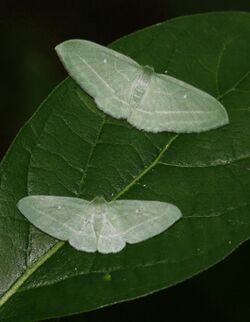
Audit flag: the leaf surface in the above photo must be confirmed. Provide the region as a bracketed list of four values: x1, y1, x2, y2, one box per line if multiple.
[0, 12, 250, 322]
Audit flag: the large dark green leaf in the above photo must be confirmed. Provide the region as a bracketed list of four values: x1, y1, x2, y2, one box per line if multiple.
[1, 12, 250, 322]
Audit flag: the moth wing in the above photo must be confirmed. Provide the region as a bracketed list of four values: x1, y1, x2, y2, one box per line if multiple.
[108, 200, 182, 244]
[17, 196, 97, 252]
[128, 73, 229, 133]
[56, 39, 142, 119]
[97, 219, 126, 254]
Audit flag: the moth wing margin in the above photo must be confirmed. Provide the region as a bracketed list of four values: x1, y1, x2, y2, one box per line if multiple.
[128, 73, 229, 133]
[107, 200, 182, 244]
[56, 39, 141, 106]
[17, 195, 97, 252]
[97, 219, 126, 254]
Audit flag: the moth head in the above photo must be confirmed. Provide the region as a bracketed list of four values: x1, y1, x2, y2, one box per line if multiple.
[143, 65, 154, 73]
[91, 195, 106, 204]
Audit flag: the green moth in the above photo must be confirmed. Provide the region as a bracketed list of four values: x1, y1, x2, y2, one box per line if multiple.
[17, 196, 182, 254]
[56, 39, 229, 133]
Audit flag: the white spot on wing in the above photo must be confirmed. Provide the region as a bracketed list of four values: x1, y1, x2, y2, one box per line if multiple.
[103, 59, 107, 63]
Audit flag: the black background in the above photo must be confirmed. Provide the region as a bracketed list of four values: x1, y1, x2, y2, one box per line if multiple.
[1, 1, 250, 321]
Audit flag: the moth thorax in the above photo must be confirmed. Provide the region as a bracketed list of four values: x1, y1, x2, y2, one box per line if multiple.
[130, 65, 154, 106]
[90, 196, 107, 216]
[95, 205, 102, 215]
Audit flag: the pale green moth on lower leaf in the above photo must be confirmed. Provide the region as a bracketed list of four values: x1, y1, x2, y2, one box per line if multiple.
[17, 196, 182, 253]
[55, 39, 229, 133]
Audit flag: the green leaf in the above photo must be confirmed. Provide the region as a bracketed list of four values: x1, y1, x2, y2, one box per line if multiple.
[1, 12, 250, 321]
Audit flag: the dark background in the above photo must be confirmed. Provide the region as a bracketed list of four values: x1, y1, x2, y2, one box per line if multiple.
[1, 1, 250, 321]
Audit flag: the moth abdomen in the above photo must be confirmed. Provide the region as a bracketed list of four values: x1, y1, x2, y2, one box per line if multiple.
[130, 65, 154, 107]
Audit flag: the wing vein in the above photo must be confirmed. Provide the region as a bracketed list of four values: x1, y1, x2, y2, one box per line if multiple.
[75, 53, 115, 93]
[121, 214, 165, 235]
[136, 109, 214, 115]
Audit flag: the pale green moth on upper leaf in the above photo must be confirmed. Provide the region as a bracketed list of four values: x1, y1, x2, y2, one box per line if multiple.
[17, 196, 182, 254]
[55, 39, 229, 133]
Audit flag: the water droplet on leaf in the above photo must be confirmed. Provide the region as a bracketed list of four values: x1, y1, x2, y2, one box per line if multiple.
[103, 273, 112, 281]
